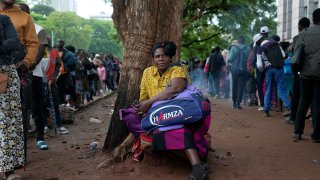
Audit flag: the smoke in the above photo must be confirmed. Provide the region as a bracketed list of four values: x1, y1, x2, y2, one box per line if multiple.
[189, 67, 208, 93]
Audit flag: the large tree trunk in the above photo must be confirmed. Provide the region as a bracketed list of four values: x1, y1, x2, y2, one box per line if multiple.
[103, 0, 184, 152]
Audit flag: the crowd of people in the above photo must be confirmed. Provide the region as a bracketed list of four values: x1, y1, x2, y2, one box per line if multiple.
[189, 9, 320, 144]
[0, 1, 120, 179]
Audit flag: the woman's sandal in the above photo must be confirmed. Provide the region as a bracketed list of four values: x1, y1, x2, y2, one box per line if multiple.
[37, 140, 48, 150]
[187, 163, 210, 180]
[6, 174, 21, 180]
[187, 174, 208, 180]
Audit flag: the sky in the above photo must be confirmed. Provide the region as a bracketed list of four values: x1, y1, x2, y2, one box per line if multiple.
[77, 0, 113, 19]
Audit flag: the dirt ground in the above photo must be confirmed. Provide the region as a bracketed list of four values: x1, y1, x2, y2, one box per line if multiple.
[7, 94, 320, 180]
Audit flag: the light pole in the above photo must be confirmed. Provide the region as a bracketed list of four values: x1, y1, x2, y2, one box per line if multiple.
[51, 31, 57, 47]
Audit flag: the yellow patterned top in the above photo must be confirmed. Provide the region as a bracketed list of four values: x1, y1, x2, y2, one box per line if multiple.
[139, 66, 187, 101]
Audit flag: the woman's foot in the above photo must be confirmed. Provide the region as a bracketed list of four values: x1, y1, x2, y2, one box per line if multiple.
[293, 134, 302, 142]
[263, 111, 271, 117]
[37, 140, 48, 150]
[44, 126, 49, 134]
[58, 127, 69, 134]
[188, 163, 209, 180]
[5, 171, 21, 180]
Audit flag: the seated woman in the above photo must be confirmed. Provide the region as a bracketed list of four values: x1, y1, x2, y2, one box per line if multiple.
[135, 41, 211, 180]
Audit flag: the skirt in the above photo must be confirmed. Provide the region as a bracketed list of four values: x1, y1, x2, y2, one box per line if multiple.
[0, 64, 24, 172]
[124, 110, 211, 160]
[152, 114, 211, 160]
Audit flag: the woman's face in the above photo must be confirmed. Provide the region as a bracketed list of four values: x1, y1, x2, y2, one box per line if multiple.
[153, 48, 172, 73]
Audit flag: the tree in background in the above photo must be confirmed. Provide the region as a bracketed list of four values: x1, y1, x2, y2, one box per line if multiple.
[37, 11, 93, 50]
[28, 0, 51, 5]
[31, 4, 55, 16]
[30, 9, 123, 58]
[87, 19, 124, 58]
[181, 0, 277, 60]
[25, 0, 123, 58]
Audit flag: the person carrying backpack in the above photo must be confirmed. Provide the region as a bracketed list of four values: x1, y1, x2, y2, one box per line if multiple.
[56, 39, 77, 108]
[103, 54, 115, 91]
[228, 36, 250, 109]
[253, 34, 290, 117]
[207, 46, 225, 98]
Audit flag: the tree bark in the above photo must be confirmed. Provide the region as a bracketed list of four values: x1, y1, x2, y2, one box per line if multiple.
[103, 0, 184, 152]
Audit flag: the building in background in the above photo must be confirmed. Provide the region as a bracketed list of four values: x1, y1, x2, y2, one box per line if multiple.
[26, 0, 77, 13]
[277, 0, 319, 41]
[51, 0, 77, 13]
[89, 11, 111, 20]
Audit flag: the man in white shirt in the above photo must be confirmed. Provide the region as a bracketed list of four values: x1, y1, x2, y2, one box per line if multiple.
[18, 3, 49, 150]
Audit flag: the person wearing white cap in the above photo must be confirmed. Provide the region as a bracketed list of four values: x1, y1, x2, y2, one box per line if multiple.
[95, 54, 101, 60]
[260, 26, 269, 37]
[253, 33, 290, 118]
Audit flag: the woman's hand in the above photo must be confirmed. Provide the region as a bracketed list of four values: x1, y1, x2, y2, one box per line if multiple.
[16, 61, 28, 72]
[136, 100, 152, 115]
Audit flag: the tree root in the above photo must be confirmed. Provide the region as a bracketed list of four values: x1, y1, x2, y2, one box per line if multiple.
[113, 133, 135, 161]
[98, 133, 215, 169]
[97, 134, 135, 169]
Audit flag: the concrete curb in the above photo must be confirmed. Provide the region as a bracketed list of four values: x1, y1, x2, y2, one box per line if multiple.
[73, 91, 116, 113]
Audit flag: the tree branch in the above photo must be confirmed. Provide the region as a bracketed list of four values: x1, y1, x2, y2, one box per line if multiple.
[182, 29, 223, 47]
[183, 1, 233, 28]
[111, 0, 128, 43]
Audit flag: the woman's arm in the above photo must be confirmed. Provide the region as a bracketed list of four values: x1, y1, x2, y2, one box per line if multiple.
[139, 70, 149, 102]
[137, 77, 187, 114]
[22, 15, 39, 68]
[0, 16, 19, 54]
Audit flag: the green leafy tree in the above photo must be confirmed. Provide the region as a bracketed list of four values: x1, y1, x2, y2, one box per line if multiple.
[31, 4, 55, 16]
[181, 0, 277, 60]
[30, 9, 123, 57]
[39, 11, 94, 50]
[29, 0, 51, 5]
[102, 0, 276, 60]
[31, 13, 47, 22]
[87, 19, 124, 59]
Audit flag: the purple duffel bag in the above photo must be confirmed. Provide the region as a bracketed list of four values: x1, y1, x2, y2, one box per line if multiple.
[142, 85, 211, 132]
[152, 85, 203, 106]
[119, 107, 145, 138]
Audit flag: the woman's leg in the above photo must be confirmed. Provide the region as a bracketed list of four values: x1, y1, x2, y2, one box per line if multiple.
[256, 69, 265, 107]
[90, 80, 95, 100]
[185, 149, 201, 165]
[185, 149, 208, 179]
[5, 171, 14, 177]
[113, 71, 118, 89]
